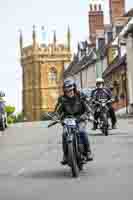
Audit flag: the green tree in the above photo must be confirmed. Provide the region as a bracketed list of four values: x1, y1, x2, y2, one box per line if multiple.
[5, 105, 15, 117]
[5, 105, 16, 124]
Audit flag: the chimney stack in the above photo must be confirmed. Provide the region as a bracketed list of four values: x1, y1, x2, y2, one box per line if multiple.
[88, 2, 104, 45]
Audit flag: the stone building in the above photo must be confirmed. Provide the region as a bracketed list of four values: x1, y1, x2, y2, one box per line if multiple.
[102, 11, 133, 113]
[103, 54, 127, 111]
[20, 26, 71, 121]
[121, 16, 133, 113]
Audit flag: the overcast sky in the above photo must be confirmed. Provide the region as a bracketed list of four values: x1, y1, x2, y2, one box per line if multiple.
[0, 0, 132, 112]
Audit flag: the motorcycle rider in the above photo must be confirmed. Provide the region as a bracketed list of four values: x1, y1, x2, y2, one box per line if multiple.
[90, 78, 117, 130]
[0, 98, 5, 113]
[0, 97, 7, 128]
[54, 78, 93, 165]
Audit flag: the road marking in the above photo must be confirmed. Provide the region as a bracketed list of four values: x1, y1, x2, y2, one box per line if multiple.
[13, 168, 25, 177]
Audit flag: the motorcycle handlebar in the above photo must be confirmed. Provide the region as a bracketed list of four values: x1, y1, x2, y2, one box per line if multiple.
[93, 99, 112, 104]
[48, 121, 59, 128]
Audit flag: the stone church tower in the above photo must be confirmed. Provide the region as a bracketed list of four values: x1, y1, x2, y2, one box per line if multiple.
[20, 26, 71, 121]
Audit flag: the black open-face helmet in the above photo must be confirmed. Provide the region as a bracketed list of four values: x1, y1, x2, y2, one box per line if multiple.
[63, 78, 76, 92]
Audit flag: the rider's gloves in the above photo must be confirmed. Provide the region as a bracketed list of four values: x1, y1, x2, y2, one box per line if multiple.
[89, 115, 94, 121]
[92, 99, 95, 104]
[80, 113, 88, 121]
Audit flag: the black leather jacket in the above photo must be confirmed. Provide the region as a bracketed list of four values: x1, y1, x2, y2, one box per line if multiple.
[55, 94, 90, 120]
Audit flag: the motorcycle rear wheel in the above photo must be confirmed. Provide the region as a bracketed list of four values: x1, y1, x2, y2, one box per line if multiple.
[102, 127, 108, 136]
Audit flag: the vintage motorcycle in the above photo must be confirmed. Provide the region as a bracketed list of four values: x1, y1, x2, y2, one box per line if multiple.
[93, 99, 112, 136]
[48, 115, 90, 178]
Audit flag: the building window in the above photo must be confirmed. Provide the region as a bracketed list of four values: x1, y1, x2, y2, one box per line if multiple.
[121, 73, 126, 98]
[115, 25, 123, 36]
[99, 4, 101, 11]
[48, 67, 57, 83]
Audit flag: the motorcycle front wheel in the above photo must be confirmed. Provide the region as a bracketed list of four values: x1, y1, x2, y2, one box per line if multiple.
[102, 127, 108, 136]
[67, 143, 79, 178]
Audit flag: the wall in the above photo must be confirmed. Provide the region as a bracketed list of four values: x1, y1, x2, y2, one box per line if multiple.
[74, 62, 96, 89]
[126, 34, 133, 112]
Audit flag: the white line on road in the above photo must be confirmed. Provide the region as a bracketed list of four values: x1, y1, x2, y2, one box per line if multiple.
[13, 168, 25, 177]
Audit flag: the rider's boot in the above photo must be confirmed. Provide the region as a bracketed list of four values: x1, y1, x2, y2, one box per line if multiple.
[112, 123, 117, 129]
[92, 121, 97, 130]
[86, 151, 93, 161]
[61, 154, 68, 165]
[84, 143, 93, 162]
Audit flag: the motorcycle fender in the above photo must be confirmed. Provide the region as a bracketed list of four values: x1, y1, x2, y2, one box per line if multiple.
[78, 144, 84, 154]
[66, 135, 73, 143]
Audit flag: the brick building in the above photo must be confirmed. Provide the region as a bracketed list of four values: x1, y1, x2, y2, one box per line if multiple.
[110, 0, 125, 24]
[88, 0, 104, 45]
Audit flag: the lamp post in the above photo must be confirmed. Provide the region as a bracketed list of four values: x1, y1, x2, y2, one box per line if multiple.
[95, 50, 103, 79]
[124, 70, 128, 114]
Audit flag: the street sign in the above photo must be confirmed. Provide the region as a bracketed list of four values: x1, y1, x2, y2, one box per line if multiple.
[107, 45, 119, 65]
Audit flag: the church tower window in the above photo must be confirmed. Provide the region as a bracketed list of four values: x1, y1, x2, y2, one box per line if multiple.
[48, 67, 57, 83]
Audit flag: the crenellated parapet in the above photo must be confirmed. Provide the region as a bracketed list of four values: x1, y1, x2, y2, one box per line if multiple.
[20, 25, 71, 64]
[22, 43, 71, 56]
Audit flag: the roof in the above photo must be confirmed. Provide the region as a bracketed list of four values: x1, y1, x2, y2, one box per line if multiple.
[103, 55, 126, 77]
[124, 8, 133, 17]
[64, 49, 96, 78]
[64, 39, 108, 78]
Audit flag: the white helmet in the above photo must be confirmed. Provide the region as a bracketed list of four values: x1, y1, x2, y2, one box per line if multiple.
[96, 78, 104, 84]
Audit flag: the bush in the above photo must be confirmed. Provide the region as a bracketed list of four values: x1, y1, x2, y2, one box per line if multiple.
[15, 112, 24, 123]
[7, 115, 15, 124]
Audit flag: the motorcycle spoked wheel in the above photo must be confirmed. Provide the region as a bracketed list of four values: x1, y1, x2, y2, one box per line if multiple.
[102, 126, 108, 136]
[101, 113, 109, 136]
[67, 142, 79, 178]
[77, 144, 85, 171]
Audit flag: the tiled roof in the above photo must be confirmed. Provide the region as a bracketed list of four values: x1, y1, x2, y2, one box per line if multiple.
[64, 42, 108, 78]
[103, 55, 126, 77]
[64, 49, 96, 78]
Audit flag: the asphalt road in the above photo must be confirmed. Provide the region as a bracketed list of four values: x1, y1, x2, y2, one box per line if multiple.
[0, 119, 132, 200]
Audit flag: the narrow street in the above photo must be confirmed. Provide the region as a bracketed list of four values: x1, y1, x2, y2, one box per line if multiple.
[0, 119, 131, 200]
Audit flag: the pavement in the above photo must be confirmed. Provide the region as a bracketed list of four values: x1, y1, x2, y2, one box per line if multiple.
[0, 119, 132, 200]
[115, 107, 133, 118]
